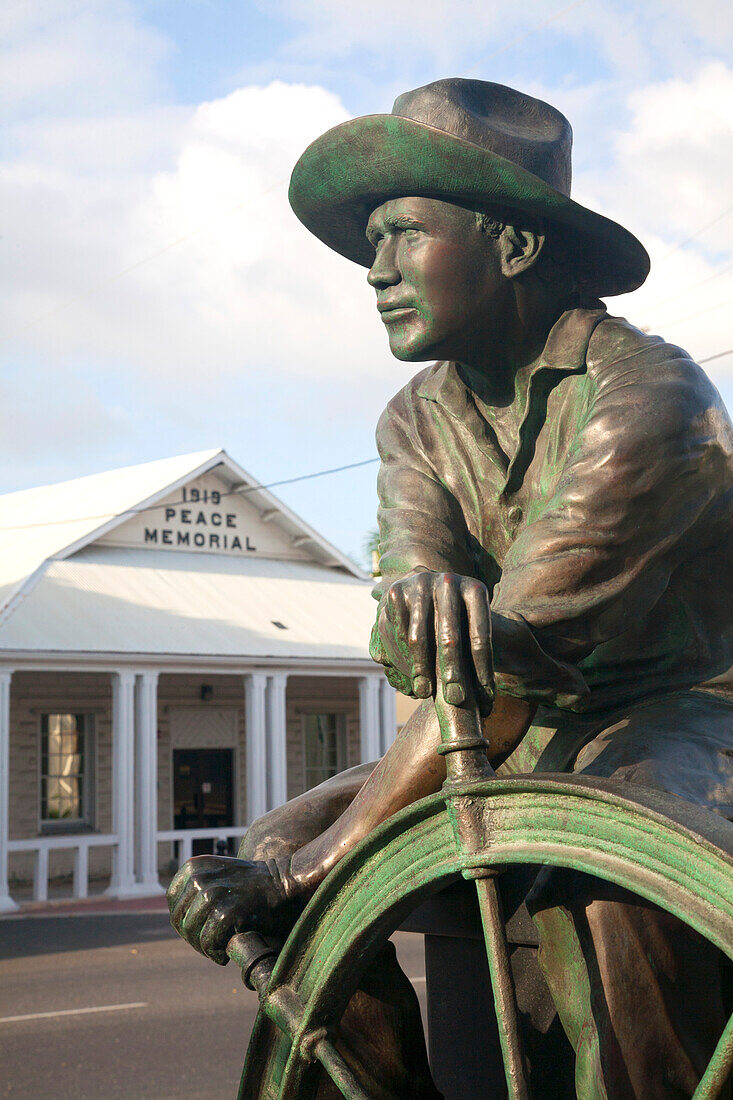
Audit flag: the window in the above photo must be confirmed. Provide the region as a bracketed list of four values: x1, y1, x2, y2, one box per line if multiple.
[302, 714, 346, 791]
[40, 713, 94, 829]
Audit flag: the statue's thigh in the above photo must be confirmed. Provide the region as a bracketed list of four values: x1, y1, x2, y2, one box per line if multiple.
[572, 691, 733, 816]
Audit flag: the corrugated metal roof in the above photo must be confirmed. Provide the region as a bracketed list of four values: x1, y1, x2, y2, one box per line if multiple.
[0, 448, 368, 624]
[0, 546, 376, 660]
[0, 450, 222, 599]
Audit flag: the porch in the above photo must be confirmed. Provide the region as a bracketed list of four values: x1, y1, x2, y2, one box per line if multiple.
[1, 664, 396, 910]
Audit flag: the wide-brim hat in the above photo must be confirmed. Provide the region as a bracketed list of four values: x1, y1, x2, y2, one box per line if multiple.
[289, 79, 649, 297]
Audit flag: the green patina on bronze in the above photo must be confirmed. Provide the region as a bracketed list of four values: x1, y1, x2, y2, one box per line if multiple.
[288, 103, 649, 295]
[167, 77, 733, 1097]
[232, 765, 733, 1098]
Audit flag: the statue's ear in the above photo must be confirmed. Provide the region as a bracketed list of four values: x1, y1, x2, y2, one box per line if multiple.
[498, 224, 546, 279]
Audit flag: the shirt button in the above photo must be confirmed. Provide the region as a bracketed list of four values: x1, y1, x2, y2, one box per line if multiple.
[507, 505, 523, 528]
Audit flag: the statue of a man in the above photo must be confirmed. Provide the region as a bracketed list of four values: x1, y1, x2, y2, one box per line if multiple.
[168, 80, 733, 1096]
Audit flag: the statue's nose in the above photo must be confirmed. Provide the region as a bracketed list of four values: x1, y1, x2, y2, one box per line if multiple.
[367, 240, 400, 289]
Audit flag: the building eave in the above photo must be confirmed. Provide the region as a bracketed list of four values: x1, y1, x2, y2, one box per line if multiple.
[0, 650, 380, 676]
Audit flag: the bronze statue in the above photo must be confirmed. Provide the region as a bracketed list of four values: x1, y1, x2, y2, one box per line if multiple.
[168, 79, 733, 1097]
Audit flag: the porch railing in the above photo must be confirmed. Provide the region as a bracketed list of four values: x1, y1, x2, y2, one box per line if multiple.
[7, 834, 118, 903]
[6, 827, 250, 906]
[158, 826, 249, 865]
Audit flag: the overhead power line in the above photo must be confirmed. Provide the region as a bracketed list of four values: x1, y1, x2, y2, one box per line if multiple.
[9, 179, 286, 341]
[1, 325, 732, 536]
[651, 297, 731, 330]
[698, 349, 733, 365]
[643, 262, 733, 314]
[0, 456, 379, 533]
[467, 0, 591, 72]
[656, 205, 733, 263]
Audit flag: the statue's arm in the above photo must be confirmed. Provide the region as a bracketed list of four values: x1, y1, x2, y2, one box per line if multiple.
[491, 354, 726, 682]
[238, 761, 378, 862]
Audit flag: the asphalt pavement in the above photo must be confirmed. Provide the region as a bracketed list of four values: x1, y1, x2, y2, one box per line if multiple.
[0, 907, 426, 1099]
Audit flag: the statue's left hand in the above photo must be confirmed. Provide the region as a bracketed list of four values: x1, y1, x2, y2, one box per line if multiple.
[167, 855, 297, 965]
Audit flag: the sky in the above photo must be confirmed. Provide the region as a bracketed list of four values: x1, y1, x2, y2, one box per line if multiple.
[2, 0, 732, 569]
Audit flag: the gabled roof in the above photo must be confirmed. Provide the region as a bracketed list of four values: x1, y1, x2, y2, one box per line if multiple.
[0, 547, 375, 661]
[0, 449, 367, 624]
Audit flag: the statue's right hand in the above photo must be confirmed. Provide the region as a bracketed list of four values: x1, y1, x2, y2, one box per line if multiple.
[373, 570, 494, 714]
[167, 855, 294, 965]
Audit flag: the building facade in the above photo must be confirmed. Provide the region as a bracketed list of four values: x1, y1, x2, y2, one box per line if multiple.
[0, 450, 396, 910]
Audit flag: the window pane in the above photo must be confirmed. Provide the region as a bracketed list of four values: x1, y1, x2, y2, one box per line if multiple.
[303, 714, 342, 791]
[41, 713, 88, 824]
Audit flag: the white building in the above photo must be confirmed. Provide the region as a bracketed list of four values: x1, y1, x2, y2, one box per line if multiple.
[0, 449, 396, 911]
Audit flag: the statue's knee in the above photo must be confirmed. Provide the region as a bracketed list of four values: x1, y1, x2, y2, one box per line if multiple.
[527, 866, 590, 917]
[575, 745, 667, 791]
[238, 808, 292, 862]
[527, 866, 627, 920]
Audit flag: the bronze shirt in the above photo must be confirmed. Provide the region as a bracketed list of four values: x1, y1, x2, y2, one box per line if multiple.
[372, 306, 733, 713]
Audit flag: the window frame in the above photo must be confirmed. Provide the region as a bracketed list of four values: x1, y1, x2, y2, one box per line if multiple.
[300, 712, 348, 793]
[38, 712, 96, 834]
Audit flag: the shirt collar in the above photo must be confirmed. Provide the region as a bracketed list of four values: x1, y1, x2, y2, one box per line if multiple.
[416, 305, 606, 491]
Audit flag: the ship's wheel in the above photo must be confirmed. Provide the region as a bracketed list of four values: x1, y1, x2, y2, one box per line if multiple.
[229, 695, 733, 1100]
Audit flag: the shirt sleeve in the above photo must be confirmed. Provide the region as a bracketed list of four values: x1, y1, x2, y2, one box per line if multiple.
[372, 390, 474, 602]
[492, 348, 727, 680]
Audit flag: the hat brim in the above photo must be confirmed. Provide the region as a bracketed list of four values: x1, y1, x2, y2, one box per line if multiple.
[289, 114, 649, 297]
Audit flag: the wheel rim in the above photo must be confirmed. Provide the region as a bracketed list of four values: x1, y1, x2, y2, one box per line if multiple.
[238, 775, 733, 1100]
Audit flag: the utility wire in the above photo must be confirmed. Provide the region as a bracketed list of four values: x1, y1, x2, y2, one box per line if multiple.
[656, 205, 733, 263]
[1, 324, 732, 533]
[698, 349, 733, 365]
[642, 262, 732, 314]
[0, 456, 379, 533]
[465, 0, 591, 72]
[649, 297, 731, 331]
[8, 179, 286, 341]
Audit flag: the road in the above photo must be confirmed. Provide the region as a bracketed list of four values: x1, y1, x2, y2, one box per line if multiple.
[0, 908, 426, 1099]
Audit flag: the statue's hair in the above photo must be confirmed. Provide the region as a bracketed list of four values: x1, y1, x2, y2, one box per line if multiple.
[474, 205, 587, 299]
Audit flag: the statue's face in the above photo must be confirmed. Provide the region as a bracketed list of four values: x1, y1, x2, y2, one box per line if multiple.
[366, 196, 508, 363]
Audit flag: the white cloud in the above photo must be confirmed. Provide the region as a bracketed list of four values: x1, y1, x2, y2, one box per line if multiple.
[582, 63, 733, 391]
[0, 0, 168, 118]
[3, 80, 394, 391]
[256, 0, 733, 84]
[596, 62, 733, 245]
[2, 1, 732, 495]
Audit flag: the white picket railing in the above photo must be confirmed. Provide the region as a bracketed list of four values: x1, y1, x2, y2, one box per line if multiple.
[158, 826, 249, 866]
[7, 834, 118, 903]
[6, 826, 250, 906]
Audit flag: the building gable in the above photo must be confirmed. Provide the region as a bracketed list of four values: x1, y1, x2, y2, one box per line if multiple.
[96, 467, 319, 563]
[0, 448, 367, 627]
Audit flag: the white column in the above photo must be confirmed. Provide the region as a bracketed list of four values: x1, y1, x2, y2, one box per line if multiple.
[358, 674, 382, 763]
[0, 670, 17, 913]
[135, 671, 163, 893]
[378, 676, 398, 756]
[265, 673, 288, 811]
[244, 673, 268, 824]
[107, 670, 137, 895]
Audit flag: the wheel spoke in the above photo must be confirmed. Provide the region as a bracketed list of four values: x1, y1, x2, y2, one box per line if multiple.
[474, 874, 532, 1100]
[315, 1039, 375, 1100]
[435, 687, 531, 1097]
[693, 1010, 733, 1099]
